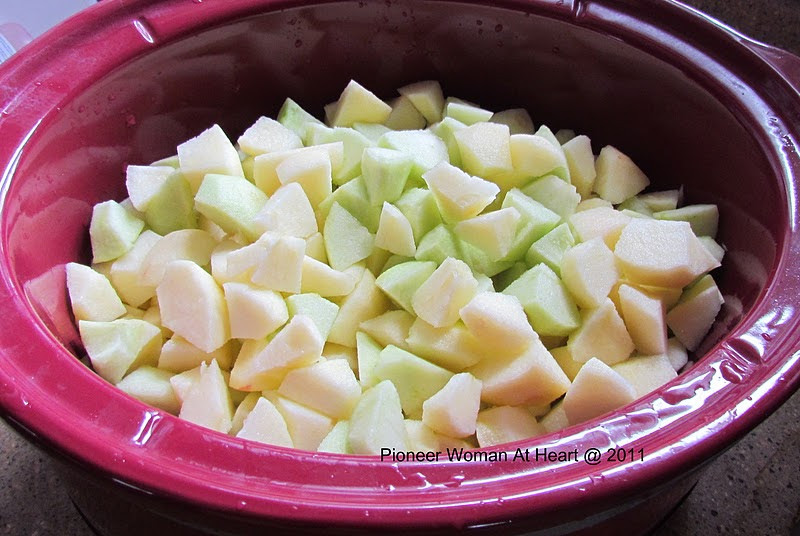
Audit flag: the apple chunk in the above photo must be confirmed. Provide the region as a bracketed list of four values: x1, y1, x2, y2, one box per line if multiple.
[666, 274, 724, 351]
[562, 357, 636, 425]
[459, 291, 536, 354]
[236, 397, 294, 448]
[178, 359, 234, 434]
[469, 337, 570, 407]
[567, 298, 635, 365]
[278, 358, 361, 419]
[560, 237, 619, 309]
[66, 262, 126, 322]
[593, 145, 649, 203]
[229, 315, 323, 391]
[422, 373, 482, 438]
[177, 124, 244, 191]
[476, 406, 544, 448]
[79, 318, 162, 384]
[157, 260, 230, 353]
[348, 380, 408, 455]
[411, 257, 479, 328]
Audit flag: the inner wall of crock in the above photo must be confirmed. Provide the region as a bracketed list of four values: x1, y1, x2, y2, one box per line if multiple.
[4, 0, 783, 356]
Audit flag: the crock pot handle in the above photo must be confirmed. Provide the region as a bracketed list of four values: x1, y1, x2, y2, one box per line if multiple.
[740, 38, 800, 91]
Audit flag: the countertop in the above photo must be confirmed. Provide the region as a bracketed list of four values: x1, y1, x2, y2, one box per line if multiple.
[2, 1, 800, 535]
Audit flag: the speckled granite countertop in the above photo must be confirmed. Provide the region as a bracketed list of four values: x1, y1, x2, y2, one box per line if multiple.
[2, 1, 800, 535]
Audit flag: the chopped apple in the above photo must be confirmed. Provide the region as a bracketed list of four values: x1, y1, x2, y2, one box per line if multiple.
[569, 206, 631, 249]
[521, 175, 580, 220]
[373, 345, 454, 419]
[490, 108, 534, 135]
[639, 189, 682, 212]
[411, 257, 479, 328]
[237, 116, 302, 156]
[278, 358, 362, 419]
[236, 396, 294, 448]
[593, 145, 650, 204]
[445, 100, 493, 125]
[540, 400, 569, 434]
[550, 345, 583, 381]
[125, 165, 175, 212]
[476, 406, 544, 447]
[385, 95, 427, 130]
[252, 142, 343, 195]
[248, 233, 306, 293]
[525, 223, 575, 276]
[277, 97, 324, 138]
[229, 315, 323, 391]
[359, 310, 414, 350]
[506, 134, 567, 184]
[286, 293, 339, 341]
[414, 224, 461, 265]
[274, 147, 333, 208]
[327, 268, 390, 347]
[223, 282, 288, 340]
[272, 395, 334, 451]
[612, 354, 677, 398]
[665, 337, 689, 371]
[562, 357, 636, 425]
[361, 147, 413, 206]
[561, 237, 620, 309]
[398, 80, 445, 123]
[194, 173, 268, 241]
[405, 318, 486, 371]
[617, 284, 668, 355]
[453, 207, 521, 261]
[109, 230, 162, 307]
[90, 200, 146, 263]
[405, 420, 440, 452]
[666, 274, 724, 351]
[567, 298, 635, 365]
[317, 420, 350, 454]
[500, 189, 560, 262]
[178, 359, 234, 433]
[158, 335, 236, 372]
[143, 171, 198, 235]
[115, 366, 180, 415]
[305, 232, 328, 263]
[324, 202, 375, 271]
[300, 256, 359, 297]
[355, 331, 383, 389]
[562, 135, 596, 199]
[79, 318, 162, 384]
[330, 80, 392, 127]
[502, 264, 580, 337]
[428, 116, 467, 168]
[614, 218, 720, 288]
[348, 380, 408, 455]
[250, 183, 317, 240]
[654, 204, 719, 238]
[459, 291, 536, 354]
[374, 202, 417, 257]
[468, 337, 570, 407]
[157, 260, 230, 353]
[395, 187, 444, 243]
[422, 372, 482, 438]
[140, 229, 217, 287]
[66, 262, 126, 322]
[229, 392, 260, 436]
[177, 124, 244, 191]
[422, 161, 499, 222]
[376, 260, 437, 313]
[453, 121, 513, 178]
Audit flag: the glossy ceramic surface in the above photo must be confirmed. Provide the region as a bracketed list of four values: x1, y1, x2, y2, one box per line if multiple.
[1, 0, 799, 534]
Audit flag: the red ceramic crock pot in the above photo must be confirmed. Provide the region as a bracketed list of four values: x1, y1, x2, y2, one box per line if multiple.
[1, 0, 799, 534]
